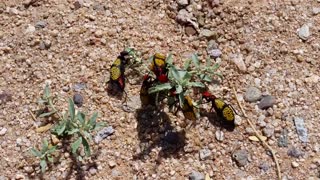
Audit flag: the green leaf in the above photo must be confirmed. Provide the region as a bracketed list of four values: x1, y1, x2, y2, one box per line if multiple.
[94, 122, 106, 131]
[166, 53, 173, 65]
[47, 156, 54, 163]
[38, 111, 57, 118]
[40, 159, 47, 173]
[89, 112, 98, 127]
[77, 112, 85, 125]
[44, 84, 50, 98]
[206, 57, 211, 66]
[68, 98, 75, 121]
[178, 93, 185, 109]
[191, 54, 200, 68]
[187, 82, 205, 88]
[38, 99, 48, 104]
[209, 63, 220, 72]
[183, 59, 192, 70]
[71, 137, 82, 154]
[30, 148, 42, 157]
[53, 121, 66, 136]
[202, 75, 212, 82]
[47, 146, 57, 154]
[82, 137, 91, 156]
[148, 83, 172, 94]
[170, 66, 180, 80]
[41, 139, 49, 152]
[66, 128, 79, 135]
[175, 85, 183, 94]
[82, 131, 93, 141]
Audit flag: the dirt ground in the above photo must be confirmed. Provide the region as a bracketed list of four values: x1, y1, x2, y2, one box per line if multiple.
[0, 0, 319, 179]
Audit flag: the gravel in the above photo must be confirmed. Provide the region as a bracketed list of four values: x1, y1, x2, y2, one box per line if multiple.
[35, 21, 47, 29]
[199, 148, 212, 160]
[230, 53, 247, 72]
[0, 127, 7, 136]
[278, 129, 289, 147]
[297, 24, 311, 41]
[73, 93, 84, 107]
[287, 147, 304, 158]
[244, 87, 262, 102]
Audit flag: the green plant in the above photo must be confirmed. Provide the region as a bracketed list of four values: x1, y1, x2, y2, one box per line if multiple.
[30, 139, 57, 173]
[37, 84, 59, 118]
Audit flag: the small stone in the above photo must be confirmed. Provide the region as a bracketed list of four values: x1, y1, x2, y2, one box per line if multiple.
[230, 53, 247, 72]
[259, 162, 269, 172]
[291, 161, 299, 168]
[0, 127, 7, 136]
[297, 24, 310, 41]
[176, 9, 193, 24]
[278, 129, 288, 147]
[189, 171, 205, 180]
[258, 95, 276, 110]
[74, 0, 84, 10]
[293, 117, 308, 143]
[177, 0, 189, 6]
[73, 83, 86, 91]
[305, 74, 319, 84]
[35, 21, 46, 29]
[51, 134, 60, 145]
[262, 126, 275, 138]
[200, 29, 217, 40]
[94, 126, 114, 143]
[89, 167, 97, 175]
[232, 149, 249, 167]
[73, 93, 83, 107]
[15, 174, 25, 179]
[95, 30, 103, 38]
[111, 170, 122, 177]
[208, 49, 222, 58]
[108, 161, 116, 168]
[25, 24, 36, 33]
[287, 147, 304, 158]
[257, 115, 266, 127]
[215, 130, 224, 141]
[199, 148, 212, 160]
[185, 26, 197, 36]
[244, 87, 262, 102]
[62, 86, 70, 92]
[23, 166, 34, 174]
[313, 7, 320, 15]
[207, 40, 218, 51]
[125, 95, 141, 111]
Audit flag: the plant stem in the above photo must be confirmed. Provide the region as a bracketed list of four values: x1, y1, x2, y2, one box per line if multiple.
[232, 87, 281, 180]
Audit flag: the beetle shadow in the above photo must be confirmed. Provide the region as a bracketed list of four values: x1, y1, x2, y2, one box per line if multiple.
[106, 81, 126, 101]
[200, 109, 235, 132]
[133, 106, 186, 162]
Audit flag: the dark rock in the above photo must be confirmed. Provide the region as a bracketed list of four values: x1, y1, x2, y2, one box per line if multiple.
[74, 0, 84, 10]
[232, 149, 249, 167]
[185, 26, 197, 36]
[73, 93, 83, 107]
[258, 95, 275, 109]
[35, 21, 47, 29]
[0, 92, 12, 105]
[259, 162, 269, 172]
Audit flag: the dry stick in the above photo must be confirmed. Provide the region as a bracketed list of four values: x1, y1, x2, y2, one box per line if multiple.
[29, 109, 37, 121]
[232, 87, 281, 180]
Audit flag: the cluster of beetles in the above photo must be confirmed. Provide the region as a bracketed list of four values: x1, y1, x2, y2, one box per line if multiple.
[107, 50, 236, 130]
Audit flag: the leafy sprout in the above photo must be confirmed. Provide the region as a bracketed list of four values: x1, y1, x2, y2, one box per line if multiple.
[30, 139, 57, 173]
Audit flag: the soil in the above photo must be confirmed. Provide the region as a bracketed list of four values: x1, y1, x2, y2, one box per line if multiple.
[0, 0, 319, 179]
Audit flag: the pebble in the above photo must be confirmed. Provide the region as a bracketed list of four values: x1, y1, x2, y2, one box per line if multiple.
[94, 126, 114, 143]
[62, 86, 70, 92]
[230, 53, 247, 72]
[208, 49, 222, 58]
[73, 93, 83, 107]
[305, 74, 319, 84]
[94, 30, 103, 38]
[126, 95, 141, 111]
[232, 149, 249, 167]
[176, 9, 192, 24]
[200, 29, 217, 40]
[215, 130, 224, 141]
[257, 115, 266, 127]
[111, 170, 122, 177]
[293, 117, 308, 143]
[313, 7, 320, 15]
[189, 171, 205, 180]
[262, 126, 274, 138]
[258, 95, 275, 110]
[73, 83, 86, 92]
[259, 162, 269, 172]
[297, 24, 310, 41]
[291, 161, 299, 168]
[108, 161, 116, 168]
[74, 0, 84, 10]
[278, 129, 288, 147]
[25, 24, 36, 33]
[287, 147, 304, 158]
[199, 148, 212, 160]
[244, 87, 262, 102]
[23, 166, 34, 174]
[89, 167, 97, 175]
[185, 26, 197, 36]
[177, 0, 189, 6]
[0, 127, 7, 136]
[35, 21, 47, 29]
[207, 40, 218, 51]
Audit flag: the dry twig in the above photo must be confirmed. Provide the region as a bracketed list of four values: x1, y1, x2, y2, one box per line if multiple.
[232, 87, 281, 180]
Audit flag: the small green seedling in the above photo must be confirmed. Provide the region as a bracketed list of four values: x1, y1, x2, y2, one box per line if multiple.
[30, 139, 57, 173]
[37, 84, 58, 118]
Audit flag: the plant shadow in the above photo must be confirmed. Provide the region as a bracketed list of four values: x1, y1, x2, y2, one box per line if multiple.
[133, 106, 186, 162]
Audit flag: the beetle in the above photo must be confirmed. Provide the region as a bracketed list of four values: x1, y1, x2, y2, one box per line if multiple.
[181, 96, 197, 121]
[140, 74, 156, 106]
[149, 53, 169, 83]
[202, 91, 236, 127]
